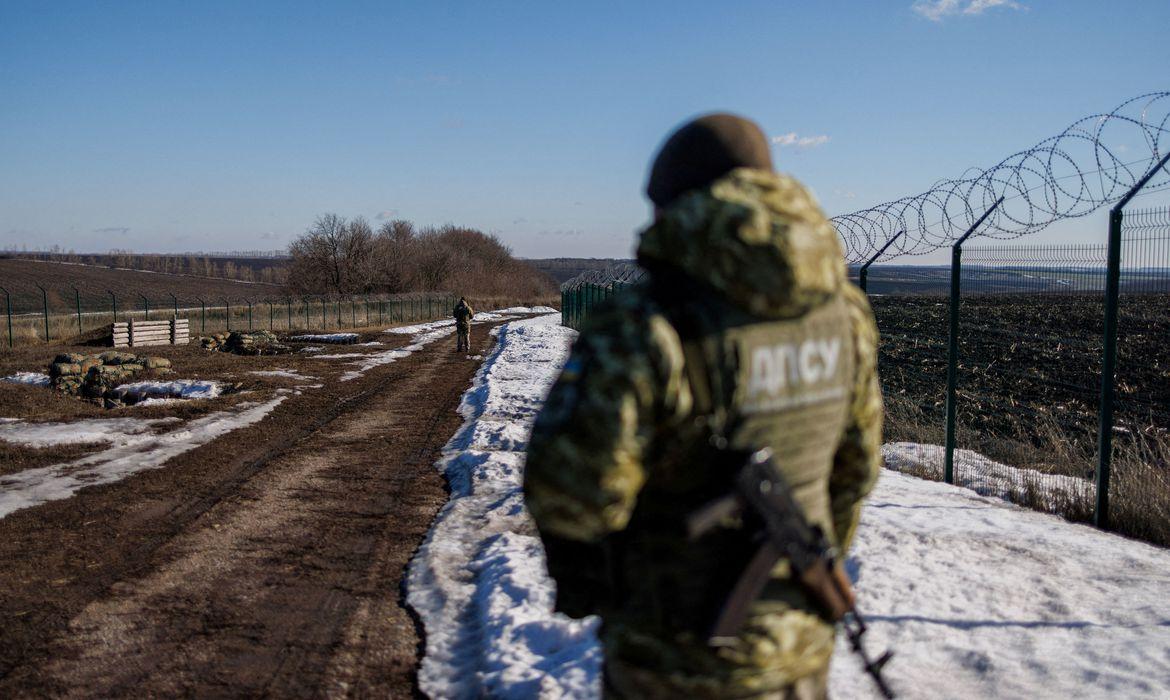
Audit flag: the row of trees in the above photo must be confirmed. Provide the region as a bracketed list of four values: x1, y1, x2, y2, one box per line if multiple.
[287, 214, 556, 298]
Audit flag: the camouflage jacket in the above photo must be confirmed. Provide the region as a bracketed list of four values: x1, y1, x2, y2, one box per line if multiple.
[524, 168, 882, 696]
[453, 301, 474, 326]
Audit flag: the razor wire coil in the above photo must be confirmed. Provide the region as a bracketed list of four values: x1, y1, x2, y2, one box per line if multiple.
[832, 92, 1170, 264]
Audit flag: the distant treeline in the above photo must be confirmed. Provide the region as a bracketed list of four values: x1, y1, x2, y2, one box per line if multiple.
[2, 251, 288, 285]
[288, 214, 557, 299]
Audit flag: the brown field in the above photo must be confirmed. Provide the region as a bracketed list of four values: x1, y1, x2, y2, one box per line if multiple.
[0, 257, 283, 315]
[873, 292, 1170, 544]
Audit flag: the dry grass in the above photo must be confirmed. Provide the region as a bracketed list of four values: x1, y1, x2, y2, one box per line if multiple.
[883, 391, 1170, 546]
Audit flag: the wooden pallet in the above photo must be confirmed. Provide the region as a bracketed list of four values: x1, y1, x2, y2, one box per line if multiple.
[113, 318, 190, 348]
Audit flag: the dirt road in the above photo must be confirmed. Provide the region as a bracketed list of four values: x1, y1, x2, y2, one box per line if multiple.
[0, 322, 510, 697]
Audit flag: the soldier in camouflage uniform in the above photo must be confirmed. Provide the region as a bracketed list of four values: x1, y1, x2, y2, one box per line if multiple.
[453, 297, 474, 351]
[524, 114, 883, 699]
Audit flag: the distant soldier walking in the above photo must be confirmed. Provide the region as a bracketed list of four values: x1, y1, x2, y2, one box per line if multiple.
[524, 114, 884, 698]
[453, 297, 474, 352]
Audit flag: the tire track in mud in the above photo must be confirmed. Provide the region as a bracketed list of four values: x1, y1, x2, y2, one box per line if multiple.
[0, 323, 509, 698]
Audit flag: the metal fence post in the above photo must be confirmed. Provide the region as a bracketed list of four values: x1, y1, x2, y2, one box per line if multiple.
[287, 297, 293, 330]
[223, 298, 231, 331]
[1, 286, 12, 348]
[945, 197, 1004, 484]
[1095, 151, 1170, 529]
[246, 299, 254, 330]
[73, 286, 82, 333]
[109, 290, 118, 323]
[859, 230, 904, 294]
[169, 292, 178, 318]
[139, 294, 150, 321]
[351, 296, 356, 327]
[197, 297, 206, 334]
[35, 283, 49, 341]
[268, 300, 274, 330]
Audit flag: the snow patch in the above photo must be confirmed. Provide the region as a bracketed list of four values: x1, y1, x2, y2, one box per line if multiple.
[0, 397, 284, 519]
[2, 372, 51, 388]
[0, 416, 179, 448]
[883, 442, 1092, 505]
[492, 305, 557, 314]
[249, 369, 319, 381]
[407, 313, 601, 698]
[110, 379, 223, 402]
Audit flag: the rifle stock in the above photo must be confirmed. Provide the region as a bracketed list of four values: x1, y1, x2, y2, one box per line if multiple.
[689, 448, 895, 698]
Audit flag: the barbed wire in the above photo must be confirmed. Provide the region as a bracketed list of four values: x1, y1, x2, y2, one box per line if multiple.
[832, 92, 1170, 264]
[560, 262, 644, 291]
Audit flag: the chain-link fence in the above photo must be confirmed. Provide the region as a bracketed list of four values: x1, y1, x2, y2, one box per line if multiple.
[559, 264, 644, 329]
[875, 207, 1170, 544]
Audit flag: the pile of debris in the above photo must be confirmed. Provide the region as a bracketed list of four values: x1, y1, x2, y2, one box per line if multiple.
[199, 330, 291, 355]
[49, 351, 174, 407]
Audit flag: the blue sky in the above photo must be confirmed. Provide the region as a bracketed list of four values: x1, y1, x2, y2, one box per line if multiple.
[1, 1, 1168, 261]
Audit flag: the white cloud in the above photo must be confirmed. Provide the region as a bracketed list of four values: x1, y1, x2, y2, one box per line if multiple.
[375, 210, 399, 220]
[912, 0, 1023, 21]
[771, 132, 831, 149]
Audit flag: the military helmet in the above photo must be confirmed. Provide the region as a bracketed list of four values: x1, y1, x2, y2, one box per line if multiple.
[646, 113, 774, 207]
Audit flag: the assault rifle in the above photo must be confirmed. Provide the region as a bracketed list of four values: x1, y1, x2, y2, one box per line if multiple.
[687, 448, 896, 699]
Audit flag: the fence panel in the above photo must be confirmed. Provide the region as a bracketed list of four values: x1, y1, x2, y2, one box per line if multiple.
[1108, 209, 1170, 542]
[1, 288, 455, 348]
[944, 244, 1107, 520]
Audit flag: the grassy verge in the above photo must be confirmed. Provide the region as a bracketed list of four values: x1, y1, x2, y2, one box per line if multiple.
[883, 391, 1170, 547]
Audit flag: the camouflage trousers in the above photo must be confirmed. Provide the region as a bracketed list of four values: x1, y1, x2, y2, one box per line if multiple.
[603, 658, 829, 700]
[456, 324, 471, 351]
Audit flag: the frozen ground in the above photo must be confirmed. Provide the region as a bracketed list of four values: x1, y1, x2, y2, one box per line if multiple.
[409, 314, 1170, 700]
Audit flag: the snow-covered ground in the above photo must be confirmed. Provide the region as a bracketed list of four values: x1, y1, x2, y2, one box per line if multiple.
[883, 441, 1092, 505]
[407, 313, 601, 699]
[110, 379, 223, 402]
[408, 314, 1170, 700]
[2, 372, 51, 387]
[0, 397, 285, 519]
[830, 470, 1170, 699]
[249, 369, 319, 381]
